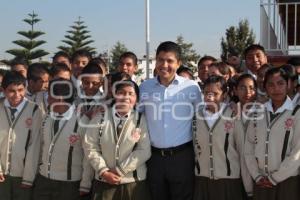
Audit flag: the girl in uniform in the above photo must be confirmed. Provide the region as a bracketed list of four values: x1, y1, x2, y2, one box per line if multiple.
[193, 75, 248, 200]
[84, 80, 151, 200]
[244, 67, 300, 200]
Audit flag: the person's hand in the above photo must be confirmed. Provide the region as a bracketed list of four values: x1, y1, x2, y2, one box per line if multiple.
[101, 171, 121, 185]
[256, 177, 265, 187]
[0, 173, 5, 182]
[80, 191, 89, 196]
[256, 177, 273, 188]
[262, 177, 274, 188]
[85, 106, 105, 120]
[20, 184, 32, 189]
[109, 169, 120, 176]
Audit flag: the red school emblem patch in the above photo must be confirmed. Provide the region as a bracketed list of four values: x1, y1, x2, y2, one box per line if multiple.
[69, 134, 80, 145]
[131, 128, 141, 142]
[224, 121, 233, 132]
[285, 118, 294, 130]
[25, 118, 33, 128]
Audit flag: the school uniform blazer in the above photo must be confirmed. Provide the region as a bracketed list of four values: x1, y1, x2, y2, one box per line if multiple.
[83, 108, 151, 184]
[244, 105, 300, 185]
[233, 103, 257, 196]
[0, 99, 43, 186]
[193, 105, 247, 181]
[39, 111, 93, 192]
[26, 91, 48, 114]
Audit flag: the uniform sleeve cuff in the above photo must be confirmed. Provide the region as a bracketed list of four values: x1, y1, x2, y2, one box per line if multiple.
[21, 180, 33, 186]
[98, 167, 109, 177]
[79, 186, 90, 193]
[254, 175, 263, 183]
[268, 175, 277, 186]
[115, 166, 126, 177]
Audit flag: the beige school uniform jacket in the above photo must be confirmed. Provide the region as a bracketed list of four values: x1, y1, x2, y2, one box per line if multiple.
[38, 106, 93, 192]
[83, 108, 151, 184]
[0, 98, 43, 186]
[233, 103, 262, 196]
[193, 105, 252, 192]
[244, 98, 300, 185]
[26, 91, 48, 114]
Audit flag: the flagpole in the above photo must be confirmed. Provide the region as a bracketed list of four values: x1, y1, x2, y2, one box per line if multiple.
[145, 0, 150, 79]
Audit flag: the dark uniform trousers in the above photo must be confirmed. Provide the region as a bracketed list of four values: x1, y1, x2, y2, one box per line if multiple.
[0, 175, 32, 200]
[92, 180, 151, 200]
[147, 142, 195, 200]
[32, 174, 81, 200]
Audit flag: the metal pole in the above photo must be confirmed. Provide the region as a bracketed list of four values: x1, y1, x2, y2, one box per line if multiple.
[294, 4, 297, 48]
[145, 0, 150, 79]
[268, 0, 271, 50]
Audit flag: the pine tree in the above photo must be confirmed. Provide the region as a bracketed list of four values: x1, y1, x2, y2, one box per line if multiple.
[6, 11, 49, 64]
[58, 17, 96, 56]
[221, 19, 256, 61]
[110, 41, 128, 72]
[176, 35, 200, 73]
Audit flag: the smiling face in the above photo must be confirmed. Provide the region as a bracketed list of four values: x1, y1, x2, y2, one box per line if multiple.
[245, 49, 268, 74]
[4, 84, 26, 107]
[155, 51, 181, 86]
[115, 85, 137, 115]
[265, 72, 288, 104]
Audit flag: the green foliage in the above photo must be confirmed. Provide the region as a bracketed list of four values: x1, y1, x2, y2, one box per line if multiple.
[176, 35, 200, 73]
[221, 19, 256, 61]
[58, 17, 96, 56]
[110, 41, 128, 72]
[6, 11, 49, 64]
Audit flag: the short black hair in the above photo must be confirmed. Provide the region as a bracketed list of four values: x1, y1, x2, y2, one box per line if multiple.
[51, 63, 71, 77]
[49, 78, 75, 104]
[115, 80, 140, 102]
[81, 62, 103, 75]
[111, 72, 132, 87]
[236, 73, 257, 89]
[53, 51, 70, 63]
[119, 52, 138, 66]
[203, 75, 227, 93]
[244, 44, 266, 58]
[176, 65, 194, 80]
[197, 56, 217, 67]
[0, 69, 7, 77]
[91, 57, 107, 74]
[287, 57, 300, 67]
[2, 71, 26, 89]
[156, 41, 182, 61]
[27, 63, 50, 81]
[71, 49, 92, 62]
[280, 64, 296, 80]
[10, 58, 28, 69]
[263, 67, 289, 89]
